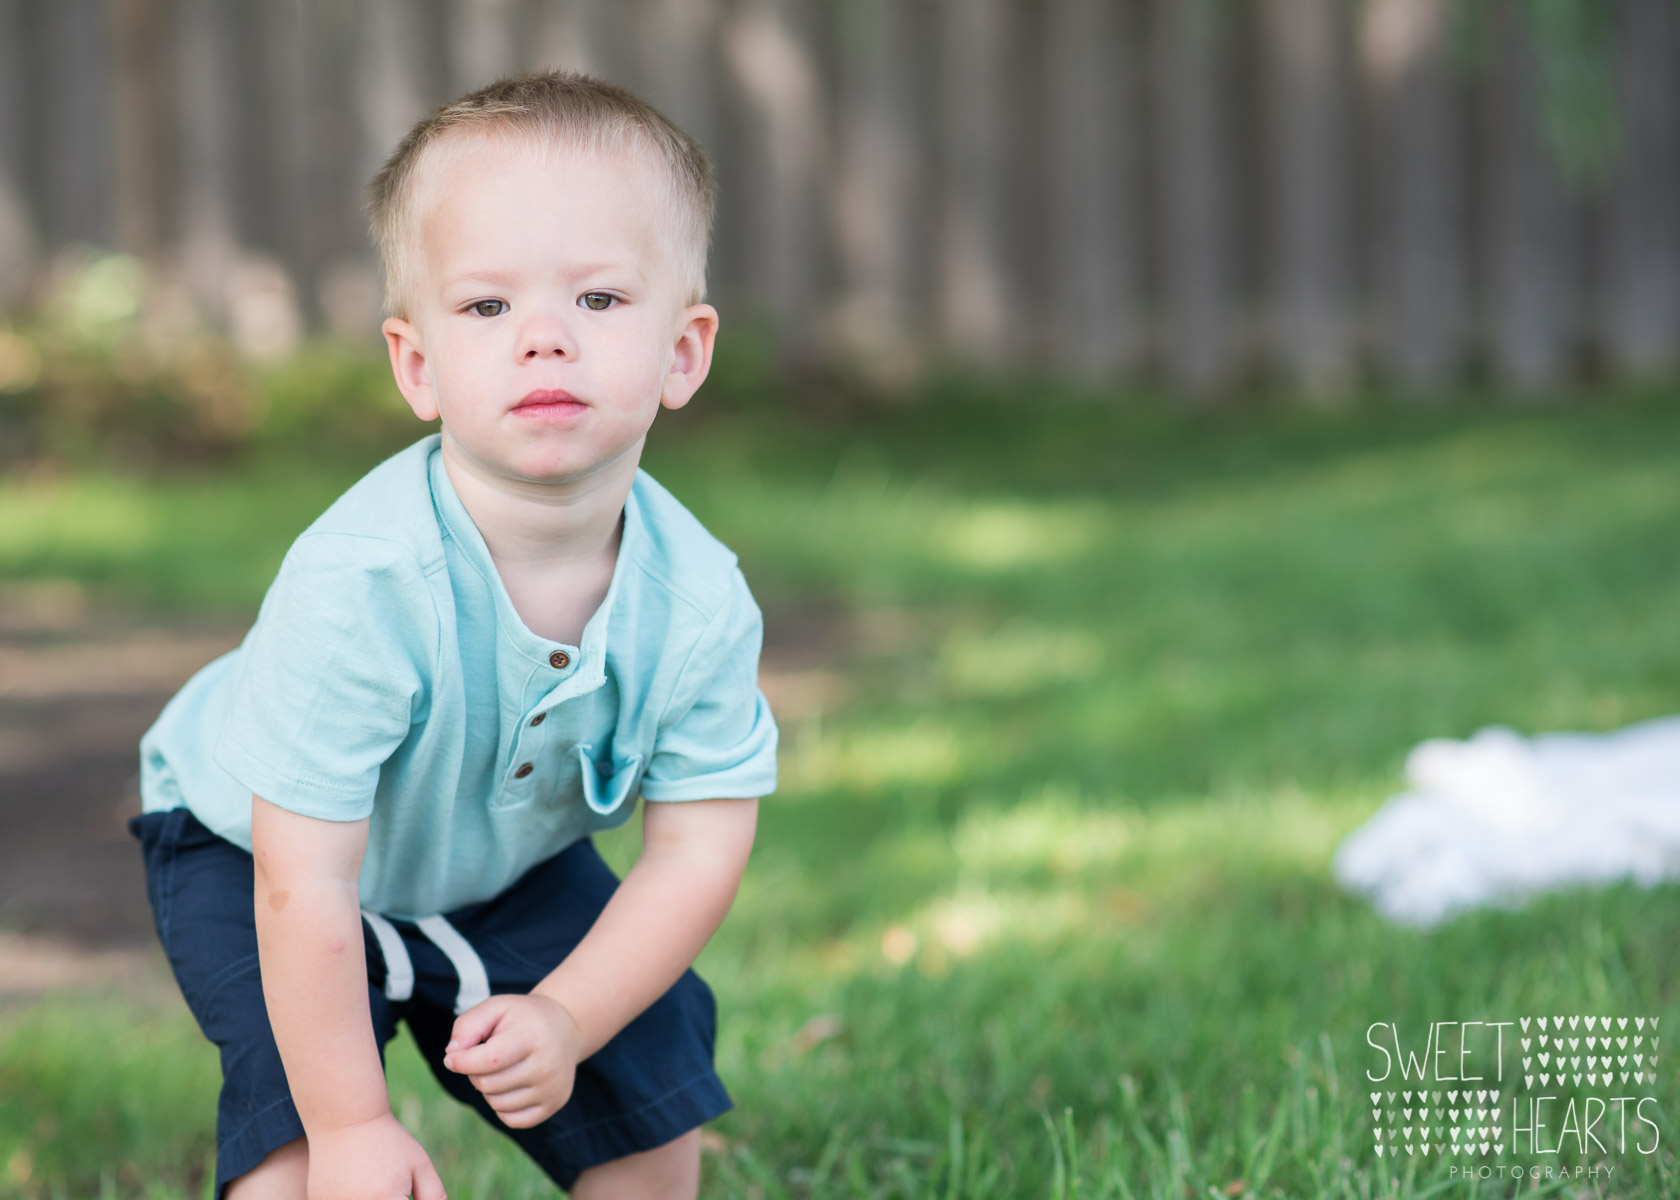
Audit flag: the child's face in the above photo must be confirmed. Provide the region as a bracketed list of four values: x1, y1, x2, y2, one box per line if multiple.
[381, 133, 716, 488]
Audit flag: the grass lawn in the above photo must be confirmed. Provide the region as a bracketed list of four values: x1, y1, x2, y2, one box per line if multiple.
[3, 382, 1680, 1197]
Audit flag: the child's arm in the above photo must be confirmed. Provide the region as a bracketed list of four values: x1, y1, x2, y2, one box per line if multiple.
[443, 795, 758, 1127]
[251, 795, 446, 1200]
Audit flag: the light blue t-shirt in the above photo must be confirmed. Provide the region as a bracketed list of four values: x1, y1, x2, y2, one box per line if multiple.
[139, 433, 778, 919]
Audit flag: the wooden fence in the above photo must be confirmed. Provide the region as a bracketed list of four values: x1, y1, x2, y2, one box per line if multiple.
[1, 0, 1677, 396]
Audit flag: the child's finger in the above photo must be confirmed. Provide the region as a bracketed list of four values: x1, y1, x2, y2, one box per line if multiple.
[444, 1027, 514, 1075]
[444, 998, 508, 1059]
[445, 1034, 516, 1076]
[495, 1102, 553, 1130]
[465, 1059, 532, 1096]
[484, 1084, 542, 1112]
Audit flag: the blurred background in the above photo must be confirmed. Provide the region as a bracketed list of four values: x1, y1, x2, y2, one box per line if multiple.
[0, 0, 1677, 402]
[3, 2, 1680, 1198]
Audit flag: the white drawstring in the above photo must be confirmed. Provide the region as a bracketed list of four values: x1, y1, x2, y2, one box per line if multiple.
[415, 914, 492, 1015]
[360, 910, 414, 1002]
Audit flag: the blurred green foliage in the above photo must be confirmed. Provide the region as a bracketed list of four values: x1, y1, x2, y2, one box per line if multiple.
[1452, 0, 1623, 183]
[0, 313, 407, 473]
[0, 252, 796, 477]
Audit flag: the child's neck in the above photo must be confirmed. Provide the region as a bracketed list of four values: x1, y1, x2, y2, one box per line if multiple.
[439, 436, 630, 579]
[438, 437, 630, 646]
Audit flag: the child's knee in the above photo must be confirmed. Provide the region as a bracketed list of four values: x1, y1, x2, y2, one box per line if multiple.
[571, 1128, 702, 1200]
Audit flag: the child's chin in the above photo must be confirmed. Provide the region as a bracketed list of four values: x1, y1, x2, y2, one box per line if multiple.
[506, 451, 595, 485]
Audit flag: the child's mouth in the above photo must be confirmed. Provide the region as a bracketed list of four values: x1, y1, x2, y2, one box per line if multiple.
[512, 389, 586, 418]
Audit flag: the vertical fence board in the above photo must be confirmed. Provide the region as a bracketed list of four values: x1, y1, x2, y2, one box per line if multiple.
[172, 0, 238, 324]
[523, 0, 592, 72]
[0, 0, 37, 305]
[110, 0, 166, 263]
[1361, 0, 1467, 391]
[257, 0, 317, 326]
[830, 0, 922, 372]
[1045, 0, 1140, 379]
[934, 0, 1011, 367]
[708, 0, 756, 320]
[1484, 1, 1581, 391]
[636, 0, 726, 305]
[200, 1, 299, 358]
[1152, 0, 1238, 394]
[637, 0, 723, 149]
[1001, 0, 1047, 364]
[449, 0, 520, 94]
[1603, 0, 1680, 377]
[700, 8, 747, 316]
[722, 0, 826, 359]
[44, 0, 110, 250]
[582, 0, 636, 87]
[343, 0, 432, 330]
[228, 2, 278, 255]
[1260, 0, 1354, 396]
[357, 0, 431, 184]
[303, 1, 370, 334]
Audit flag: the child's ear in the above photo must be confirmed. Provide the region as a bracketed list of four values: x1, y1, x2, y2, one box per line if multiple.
[660, 303, 718, 412]
[383, 317, 439, 422]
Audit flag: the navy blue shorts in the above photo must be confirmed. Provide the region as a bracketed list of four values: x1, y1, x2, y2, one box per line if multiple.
[130, 807, 731, 1195]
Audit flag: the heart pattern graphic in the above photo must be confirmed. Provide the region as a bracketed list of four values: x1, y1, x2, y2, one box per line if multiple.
[1371, 1014, 1662, 1164]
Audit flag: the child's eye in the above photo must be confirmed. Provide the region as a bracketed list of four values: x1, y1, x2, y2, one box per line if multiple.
[579, 292, 617, 312]
[468, 299, 507, 317]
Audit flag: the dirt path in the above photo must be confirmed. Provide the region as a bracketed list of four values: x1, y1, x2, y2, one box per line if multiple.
[0, 581, 844, 999]
[0, 585, 248, 951]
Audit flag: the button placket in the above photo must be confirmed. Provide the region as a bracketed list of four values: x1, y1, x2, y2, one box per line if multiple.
[509, 671, 559, 789]
[516, 648, 571, 765]
[505, 643, 602, 798]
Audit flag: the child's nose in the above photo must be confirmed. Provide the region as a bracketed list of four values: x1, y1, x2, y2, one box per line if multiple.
[516, 310, 576, 360]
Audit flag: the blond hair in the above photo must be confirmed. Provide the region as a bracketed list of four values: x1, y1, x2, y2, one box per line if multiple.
[367, 71, 716, 319]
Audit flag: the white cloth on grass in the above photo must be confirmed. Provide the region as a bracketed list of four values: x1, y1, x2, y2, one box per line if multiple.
[1332, 715, 1680, 927]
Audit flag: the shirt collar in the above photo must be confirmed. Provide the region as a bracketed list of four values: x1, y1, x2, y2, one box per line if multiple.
[427, 436, 643, 682]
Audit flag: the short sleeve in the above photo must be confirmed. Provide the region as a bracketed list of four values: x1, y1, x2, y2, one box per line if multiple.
[212, 532, 436, 822]
[639, 567, 779, 802]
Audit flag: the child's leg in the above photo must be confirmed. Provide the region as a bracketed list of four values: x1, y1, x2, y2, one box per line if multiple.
[570, 1129, 701, 1200]
[129, 809, 401, 1199]
[223, 1137, 307, 1200]
[398, 836, 732, 1192]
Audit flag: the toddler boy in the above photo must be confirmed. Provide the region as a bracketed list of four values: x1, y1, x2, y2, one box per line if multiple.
[132, 71, 776, 1199]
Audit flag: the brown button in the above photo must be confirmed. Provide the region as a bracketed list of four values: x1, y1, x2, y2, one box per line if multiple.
[529, 712, 546, 727]
[549, 650, 570, 669]
[514, 762, 534, 778]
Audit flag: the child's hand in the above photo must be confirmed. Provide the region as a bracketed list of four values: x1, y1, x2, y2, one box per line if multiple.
[443, 993, 587, 1129]
[306, 1111, 445, 1200]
